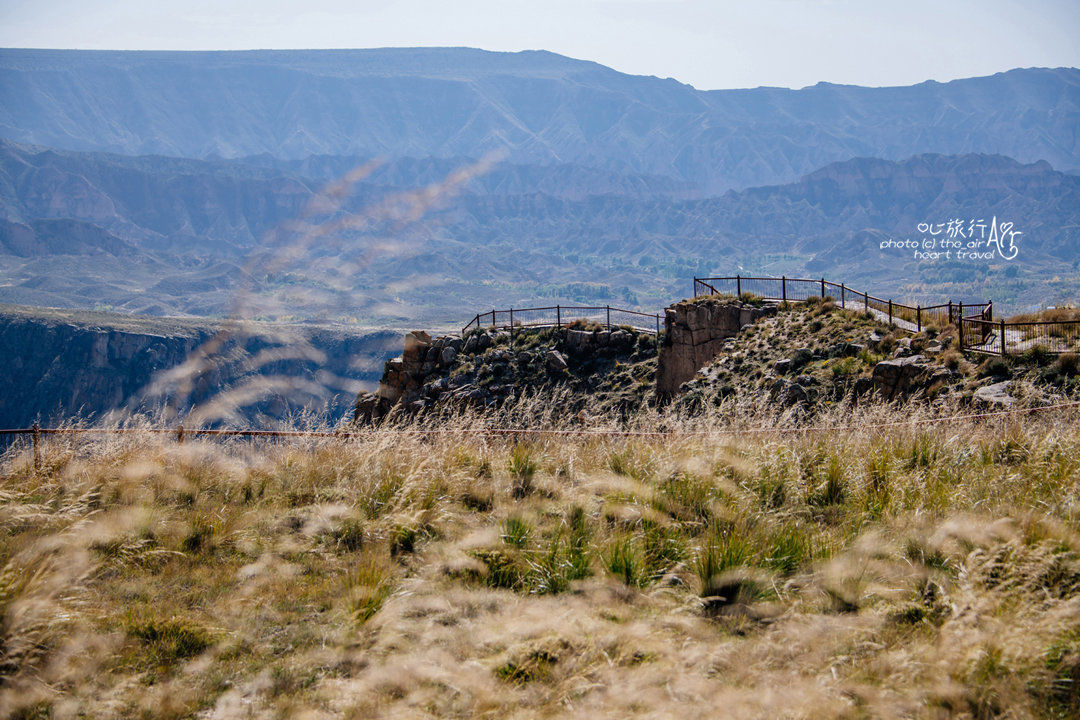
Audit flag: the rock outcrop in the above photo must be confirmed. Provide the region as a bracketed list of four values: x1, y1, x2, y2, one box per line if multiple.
[656, 299, 774, 397]
[355, 331, 464, 422]
[355, 325, 656, 422]
[973, 381, 1016, 408]
[871, 355, 955, 401]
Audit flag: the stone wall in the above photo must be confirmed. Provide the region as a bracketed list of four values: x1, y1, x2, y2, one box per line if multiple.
[655, 299, 774, 397]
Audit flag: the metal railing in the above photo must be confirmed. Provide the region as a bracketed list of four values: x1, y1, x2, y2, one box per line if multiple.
[694, 275, 992, 334]
[960, 316, 1080, 356]
[462, 304, 662, 337]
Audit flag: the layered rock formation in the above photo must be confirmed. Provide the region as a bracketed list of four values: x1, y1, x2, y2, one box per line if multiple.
[656, 299, 775, 397]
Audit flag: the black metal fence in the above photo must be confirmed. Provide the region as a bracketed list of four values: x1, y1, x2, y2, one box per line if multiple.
[960, 317, 1080, 356]
[462, 305, 663, 337]
[694, 275, 992, 334]
[458, 277, 1076, 359]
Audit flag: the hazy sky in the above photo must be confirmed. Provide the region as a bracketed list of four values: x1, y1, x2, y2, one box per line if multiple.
[2, 0, 1078, 89]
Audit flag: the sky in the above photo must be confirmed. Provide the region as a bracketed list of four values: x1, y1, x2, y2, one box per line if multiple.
[1, 0, 1078, 90]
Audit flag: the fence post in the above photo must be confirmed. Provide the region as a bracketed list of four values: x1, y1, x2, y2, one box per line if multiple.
[948, 301, 953, 326]
[821, 278, 825, 299]
[888, 299, 893, 325]
[782, 276, 787, 302]
[1000, 319, 1007, 356]
[491, 309, 496, 329]
[509, 308, 514, 341]
[958, 302, 963, 326]
[32, 422, 40, 471]
[556, 305, 561, 329]
[841, 283, 845, 308]
[917, 305, 922, 332]
[736, 275, 741, 296]
[987, 301, 993, 322]
[177, 425, 185, 444]
[606, 305, 611, 332]
[864, 292, 868, 312]
[959, 319, 964, 351]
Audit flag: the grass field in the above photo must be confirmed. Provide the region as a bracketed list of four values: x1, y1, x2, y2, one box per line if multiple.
[2, 400, 1079, 719]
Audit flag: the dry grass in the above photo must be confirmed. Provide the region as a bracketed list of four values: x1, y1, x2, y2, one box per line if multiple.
[2, 399, 1080, 719]
[1007, 308, 1080, 324]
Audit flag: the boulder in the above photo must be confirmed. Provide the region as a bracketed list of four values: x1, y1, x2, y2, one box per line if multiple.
[403, 330, 431, 357]
[566, 329, 593, 351]
[770, 379, 807, 406]
[973, 381, 1016, 409]
[872, 355, 931, 400]
[440, 346, 458, 365]
[354, 391, 391, 424]
[828, 342, 864, 358]
[546, 349, 569, 371]
[853, 377, 875, 395]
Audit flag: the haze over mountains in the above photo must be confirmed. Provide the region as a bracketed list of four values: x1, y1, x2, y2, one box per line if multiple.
[0, 47, 1078, 326]
[2, 48, 1079, 193]
[2, 140, 1077, 321]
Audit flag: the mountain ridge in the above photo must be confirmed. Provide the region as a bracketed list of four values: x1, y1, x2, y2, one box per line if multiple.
[2, 48, 1077, 193]
[1, 141, 1075, 318]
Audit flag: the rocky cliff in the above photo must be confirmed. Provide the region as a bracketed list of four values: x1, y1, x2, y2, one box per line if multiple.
[354, 323, 659, 422]
[656, 298, 775, 397]
[0, 305, 399, 427]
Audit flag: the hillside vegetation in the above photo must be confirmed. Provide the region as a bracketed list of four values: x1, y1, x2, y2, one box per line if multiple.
[4, 140, 1079, 319]
[2, 399, 1080, 718]
[365, 297, 1080, 426]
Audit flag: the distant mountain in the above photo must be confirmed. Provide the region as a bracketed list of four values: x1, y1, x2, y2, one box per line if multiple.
[1, 140, 1076, 317]
[1, 48, 1077, 193]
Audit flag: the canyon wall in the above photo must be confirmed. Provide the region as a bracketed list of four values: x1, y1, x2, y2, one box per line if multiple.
[0, 306, 398, 427]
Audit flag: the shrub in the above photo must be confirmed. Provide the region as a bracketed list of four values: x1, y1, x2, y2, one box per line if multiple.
[125, 615, 213, 669]
[979, 356, 1011, 378]
[763, 524, 813, 575]
[329, 517, 365, 552]
[1021, 344, 1053, 367]
[509, 444, 539, 497]
[604, 534, 648, 587]
[694, 523, 755, 597]
[343, 555, 395, 623]
[1054, 352, 1079, 377]
[738, 292, 765, 307]
[501, 515, 532, 548]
